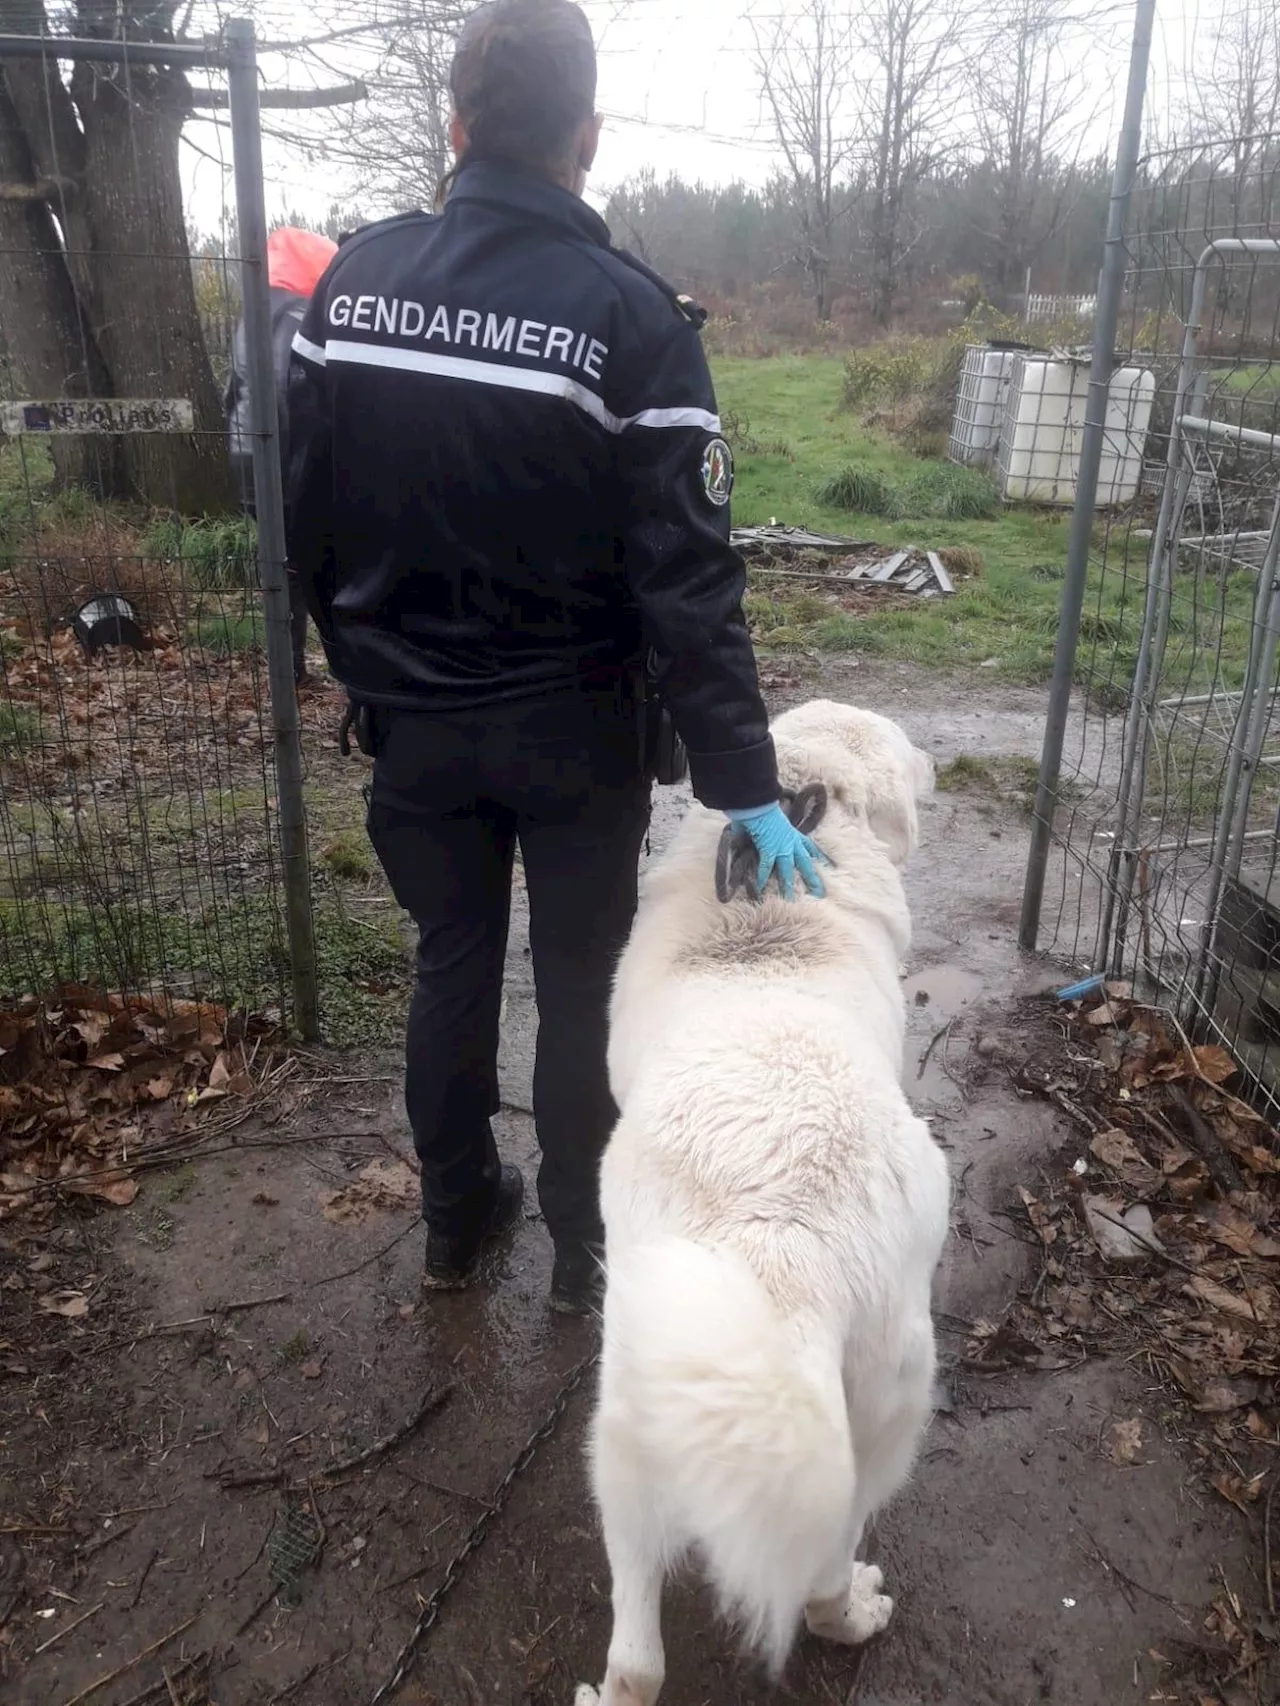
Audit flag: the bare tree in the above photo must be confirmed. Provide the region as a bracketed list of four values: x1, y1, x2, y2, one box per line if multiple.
[1189, 0, 1280, 229]
[969, 0, 1095, 309]
[298, 4, 465, 214]
[751, 0, 857, 320]
[858, 0, 959, 326]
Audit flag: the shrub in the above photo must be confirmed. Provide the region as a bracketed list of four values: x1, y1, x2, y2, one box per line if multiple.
[814, 466, 898, 515]
[898, 464, 999, 521]
[841, 339, 937, 413]
[938, 544, 987, 580]
[815, 461, 998, 521]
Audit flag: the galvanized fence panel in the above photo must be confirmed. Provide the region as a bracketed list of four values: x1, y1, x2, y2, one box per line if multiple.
[1023, 120, 1280, 1116]
[0, 23, 316, 1034]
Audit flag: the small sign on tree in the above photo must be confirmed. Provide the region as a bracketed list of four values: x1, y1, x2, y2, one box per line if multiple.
[1, 399, 196, 436]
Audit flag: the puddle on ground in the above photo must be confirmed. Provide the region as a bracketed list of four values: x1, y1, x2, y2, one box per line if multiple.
[904, 965, 986, 1107]
[902, 965, 985, 1021]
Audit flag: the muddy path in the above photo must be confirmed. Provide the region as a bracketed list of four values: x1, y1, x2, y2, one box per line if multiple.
[1, 658, 1274, 1706]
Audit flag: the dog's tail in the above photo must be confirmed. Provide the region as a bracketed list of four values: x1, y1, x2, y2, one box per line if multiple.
[604, 1235, 854, 1674]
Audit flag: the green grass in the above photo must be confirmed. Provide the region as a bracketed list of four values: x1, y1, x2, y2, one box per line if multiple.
[320, 830, 375, 882]
[0, 703, 39, 747]
[0, 439, 56, 537]
[935, 753, 1052, 813]
[713, 354, 1261, 690]
[146, 514, 258, 591]
[815, 460, 999, 521]
[0, 892, 410, 1048]
[163, 1163, 198, 1203]
[281, 1328, 311, 1365]
[188, 606, 263, 657]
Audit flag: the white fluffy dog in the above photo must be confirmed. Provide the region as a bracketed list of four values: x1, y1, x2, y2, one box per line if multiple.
[575, 701, 950, 1706]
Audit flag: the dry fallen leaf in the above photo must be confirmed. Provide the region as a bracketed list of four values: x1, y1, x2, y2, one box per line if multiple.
[1192, 1045, 1237, 1086]
[38, 1290, 89, 1319]
[1109, 1417, 1144, 1464]
[1194, 1379, 1261, 1414]
[1186, 1274, 1272, 1323]
[1090, 1127, 1148, 1169]
[1018, 1186, 1058, 1245]
[86, 1052, 125, 1073]
[1210, 1469, 1266, 1517]
[62, 1174, 138, 1208]
[320, 1160, 418, 1224]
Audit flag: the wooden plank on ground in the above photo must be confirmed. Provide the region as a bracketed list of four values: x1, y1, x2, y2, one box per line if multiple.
[872, 550, 911, 582]
[926, 550, 955, 594]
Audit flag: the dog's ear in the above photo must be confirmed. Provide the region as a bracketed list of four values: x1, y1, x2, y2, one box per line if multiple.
[783, 782, 827, 837]
[715, 823, 762, 904]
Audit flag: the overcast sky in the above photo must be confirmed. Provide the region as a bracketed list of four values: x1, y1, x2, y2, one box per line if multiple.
[180, 0, 1212, 236]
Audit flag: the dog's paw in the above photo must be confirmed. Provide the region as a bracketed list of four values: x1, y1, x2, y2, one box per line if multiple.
[573, 1688, 601, 1706]
[805, 1564, 894, 1646]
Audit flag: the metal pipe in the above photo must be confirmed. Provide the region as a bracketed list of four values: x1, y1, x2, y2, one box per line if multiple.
[1180, 415, 1280, 454]
[0, 32, 225, 66]
[226, 18, 320, 1042]
[1019, 0, 1157, 952]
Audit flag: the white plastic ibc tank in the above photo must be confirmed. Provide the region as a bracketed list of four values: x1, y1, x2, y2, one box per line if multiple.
[995, 357, 1155, 506]
[1096, 366, 1156, 505]
[995, 357, 1079, 502]
[948, 344, 1019, 465]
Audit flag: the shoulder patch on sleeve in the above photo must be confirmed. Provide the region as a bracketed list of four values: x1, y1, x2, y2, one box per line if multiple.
[701, 437, 734, 507]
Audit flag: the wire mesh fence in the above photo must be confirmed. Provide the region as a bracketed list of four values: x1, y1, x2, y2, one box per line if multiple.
[0, 25, 302, 1028]
[1029, 129, 1280, 1116]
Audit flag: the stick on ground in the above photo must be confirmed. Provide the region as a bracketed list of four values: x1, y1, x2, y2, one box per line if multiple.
[57, 1614, 198, 1706]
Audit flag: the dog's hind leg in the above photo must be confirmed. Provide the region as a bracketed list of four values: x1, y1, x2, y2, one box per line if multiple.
[803, 1516, 894, 1649]
[576, 1426, 666, 1706]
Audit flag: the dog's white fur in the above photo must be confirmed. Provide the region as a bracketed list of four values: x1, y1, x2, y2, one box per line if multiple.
[575, 701, 950, 1706]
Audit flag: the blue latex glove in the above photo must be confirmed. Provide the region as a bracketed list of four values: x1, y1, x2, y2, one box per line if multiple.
[725, 802, 828, 900]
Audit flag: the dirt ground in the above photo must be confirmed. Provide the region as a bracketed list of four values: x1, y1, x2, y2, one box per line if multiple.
[2, 657, 1277, 1706]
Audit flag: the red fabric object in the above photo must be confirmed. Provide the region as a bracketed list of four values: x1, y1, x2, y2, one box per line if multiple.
[266, 226, 338, 297]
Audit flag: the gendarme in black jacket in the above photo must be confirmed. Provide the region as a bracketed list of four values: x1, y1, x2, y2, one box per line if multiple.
[284, 160, 777, 811]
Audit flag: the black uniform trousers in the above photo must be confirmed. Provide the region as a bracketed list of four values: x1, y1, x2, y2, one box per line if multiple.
[365, 684, 651, 1253]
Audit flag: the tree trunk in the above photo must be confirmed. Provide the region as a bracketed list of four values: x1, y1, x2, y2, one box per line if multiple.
[871, 194, 897, 328]
[0, 79, 122, 494]
[0, 0, 234, 513]
[70, 51, 233, 511]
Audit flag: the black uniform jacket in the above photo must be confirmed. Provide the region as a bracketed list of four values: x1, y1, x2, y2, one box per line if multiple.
[285, 160, 778, 810]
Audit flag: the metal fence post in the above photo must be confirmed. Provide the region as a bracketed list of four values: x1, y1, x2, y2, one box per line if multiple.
[1018, 0, 1156, 953]
[226, 16, 321, 1041]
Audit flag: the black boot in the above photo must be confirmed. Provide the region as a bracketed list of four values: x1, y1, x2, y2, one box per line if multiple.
[550, 1242, 604, 1316]
[422, 1164, 524, 1290]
